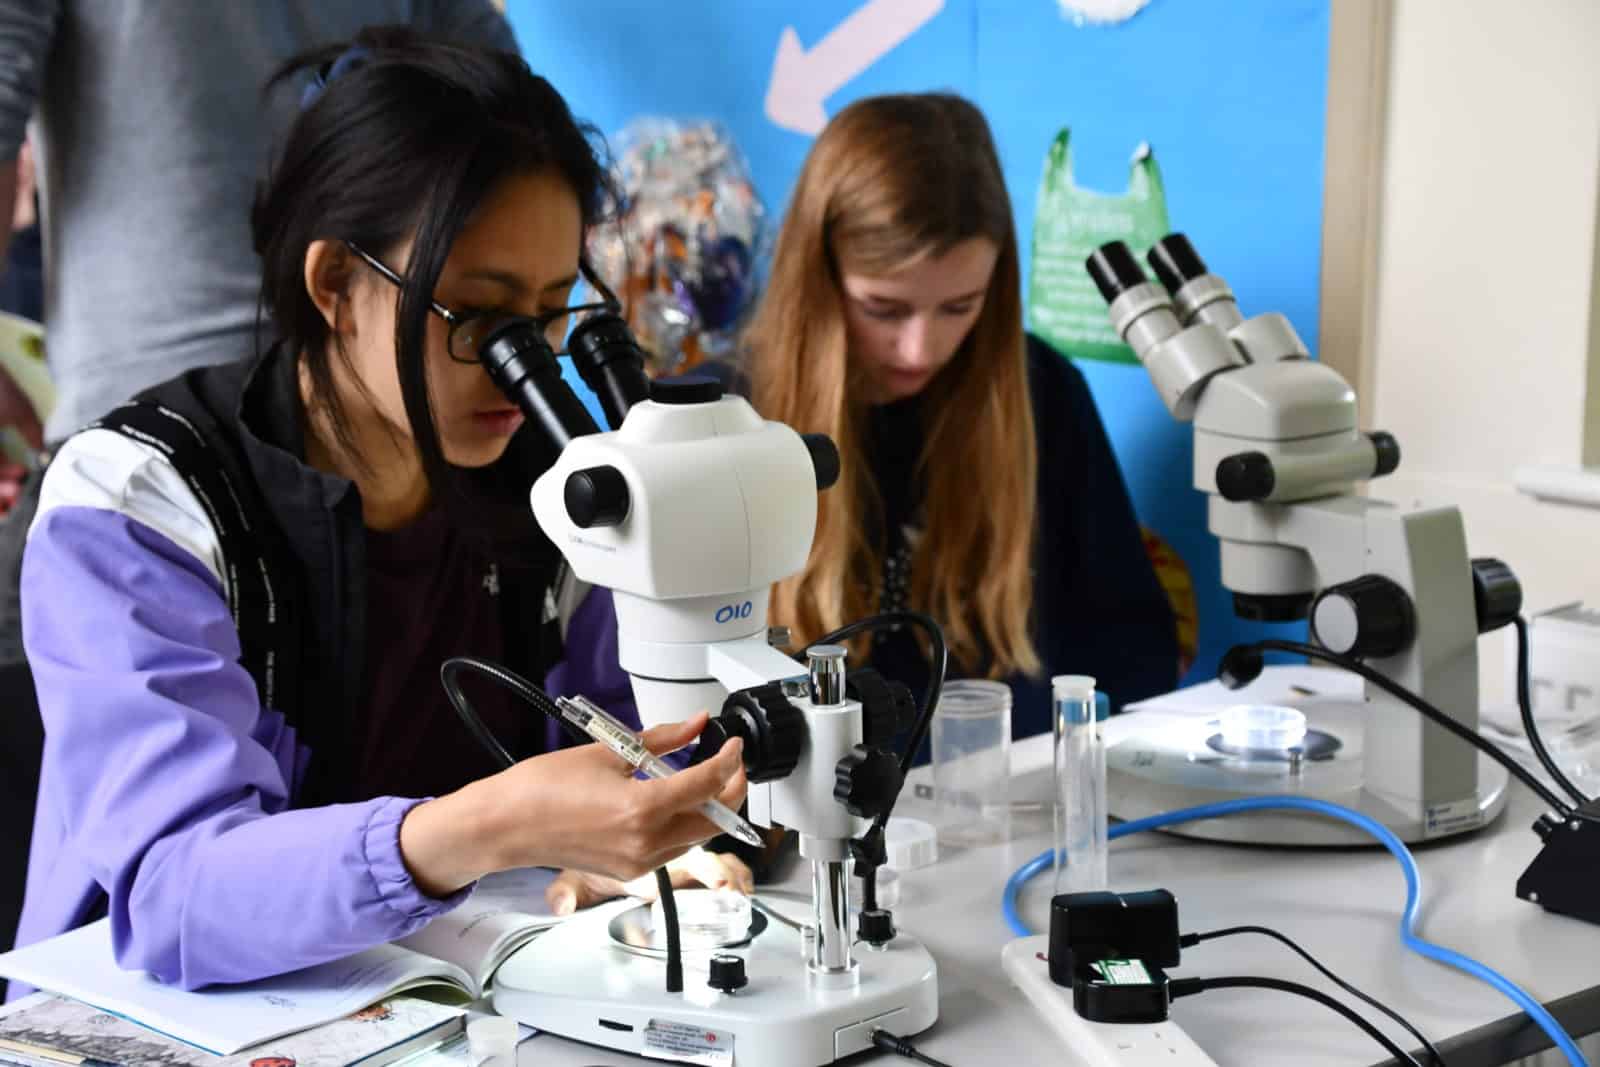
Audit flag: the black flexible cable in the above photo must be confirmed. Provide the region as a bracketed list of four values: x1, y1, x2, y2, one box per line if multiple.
[1514, 617, 1591, 806]
[1170, 975, 1423, 1067]
[870, 1028, 957, 1066]
[655, 867, 683, 993]
[438, 656, 686, 995]
[814, 611, 949, 911]
[1183, 925, 1446, 1066]
[1235, 639, 1584, 819]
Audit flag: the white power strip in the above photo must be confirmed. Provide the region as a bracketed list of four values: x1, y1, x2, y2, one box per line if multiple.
[1001, 937, 1220, 1066]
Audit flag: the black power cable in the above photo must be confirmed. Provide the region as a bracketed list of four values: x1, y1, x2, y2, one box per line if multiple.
[438, 656, 685, 993]
[1182, 925, 1445, 1066]
[814, 611, 948, 911]
[870, 1028, 957, 1066]
[1514, 616, 1591, 807]
[1226, 638, 1589, 820]
[1169, 975, 1423, 1067]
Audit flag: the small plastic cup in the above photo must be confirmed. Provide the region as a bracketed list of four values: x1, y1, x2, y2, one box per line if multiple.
[931, 680, 1012, 846]
[467, 1015, 518, 1067]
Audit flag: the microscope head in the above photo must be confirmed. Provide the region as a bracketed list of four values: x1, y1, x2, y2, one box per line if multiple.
[1090, 235, 1403, 618]
[529, 377, 840, 726]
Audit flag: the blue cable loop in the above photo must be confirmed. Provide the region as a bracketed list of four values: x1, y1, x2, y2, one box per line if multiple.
[1002, 796, 1589, 1067]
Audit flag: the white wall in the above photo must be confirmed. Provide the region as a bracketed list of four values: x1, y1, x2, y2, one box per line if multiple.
[1364, 0, 1600, 702]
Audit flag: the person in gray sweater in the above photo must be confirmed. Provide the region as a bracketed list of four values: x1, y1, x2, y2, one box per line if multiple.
[0, 2, 516, 444]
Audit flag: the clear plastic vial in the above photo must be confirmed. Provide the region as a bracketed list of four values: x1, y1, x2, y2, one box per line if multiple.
[1052, 675, 1107, 896]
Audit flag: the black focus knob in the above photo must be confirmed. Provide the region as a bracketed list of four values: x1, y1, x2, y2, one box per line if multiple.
[718, 683, 806, 782]
[1216, 451, 1276, 502]
[845, 668, 914, 747]
[802, 433, 840, 491]
[564, 465, 629, 528]
[834, 745, 903, 819]
[1311, 575, 1415, 659]
[1471, 557, 1522, 635]
[858, 908, 897, 946]
[707, 954, 747, 993]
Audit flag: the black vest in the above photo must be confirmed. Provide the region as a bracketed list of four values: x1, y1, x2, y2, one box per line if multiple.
[0, 346, 569, 807]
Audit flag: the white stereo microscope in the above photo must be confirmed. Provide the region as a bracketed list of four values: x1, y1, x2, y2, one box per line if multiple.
[468, 314, 939, 1064]
[1086, 235, 1525, 846]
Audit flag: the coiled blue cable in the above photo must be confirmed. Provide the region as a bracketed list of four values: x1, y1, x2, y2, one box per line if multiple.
[1001, 796, 1588, 1067]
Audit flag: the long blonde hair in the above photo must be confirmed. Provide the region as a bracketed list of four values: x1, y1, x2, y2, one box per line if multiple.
[745, 93, 1039, 677]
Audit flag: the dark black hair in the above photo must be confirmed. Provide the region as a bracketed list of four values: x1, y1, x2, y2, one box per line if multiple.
[252, 25, 614, 546]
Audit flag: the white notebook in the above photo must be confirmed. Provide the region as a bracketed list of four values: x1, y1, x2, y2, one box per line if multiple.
[0, 868, 563, 1056]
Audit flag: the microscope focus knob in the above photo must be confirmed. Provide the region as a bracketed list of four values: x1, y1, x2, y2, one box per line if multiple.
[1310, 576, 1414, 659]
[718, 683, 806, 782]
[563, 465, 629, 528]
[1471, 557, 1522, 634]
[802, 432, 841, 491]
[707, 954, 748, 994]
[858, 908, 897, 946]
[834, 745, 903, 819]
[845, 668, 916, 746]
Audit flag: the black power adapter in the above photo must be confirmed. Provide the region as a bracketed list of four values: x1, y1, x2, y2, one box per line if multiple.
[1048, 889, 1183, 1024]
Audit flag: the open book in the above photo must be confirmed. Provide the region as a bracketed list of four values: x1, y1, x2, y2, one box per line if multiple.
[0, 991, 464, 1067]
[0, 869, 562, 1056]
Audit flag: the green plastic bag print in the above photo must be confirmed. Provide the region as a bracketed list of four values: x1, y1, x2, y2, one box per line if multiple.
[1028, 130, 1169, 365]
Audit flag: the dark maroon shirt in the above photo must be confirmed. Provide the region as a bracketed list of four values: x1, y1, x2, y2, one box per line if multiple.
[352, 508, 547, 800]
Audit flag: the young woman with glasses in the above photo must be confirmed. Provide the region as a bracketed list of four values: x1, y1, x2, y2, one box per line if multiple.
[10, 27, 747, 992]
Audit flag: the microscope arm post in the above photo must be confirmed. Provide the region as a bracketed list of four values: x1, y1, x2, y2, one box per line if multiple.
[1222, 494, 1482, 814]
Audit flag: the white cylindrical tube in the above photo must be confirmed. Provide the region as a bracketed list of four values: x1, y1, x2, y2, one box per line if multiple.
[1052, 675, 1108, 897]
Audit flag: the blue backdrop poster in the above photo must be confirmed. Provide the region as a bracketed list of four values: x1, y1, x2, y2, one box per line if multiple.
[505, 0, 1328, 688]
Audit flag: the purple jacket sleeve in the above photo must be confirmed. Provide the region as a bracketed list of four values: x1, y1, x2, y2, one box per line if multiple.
[541, 584, 644, 745]
[21, 507, 464, 989]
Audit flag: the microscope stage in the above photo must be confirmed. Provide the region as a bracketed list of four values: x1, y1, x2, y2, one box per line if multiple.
[492, 896, 939, 1065]
[1106, 668, 1509, 846]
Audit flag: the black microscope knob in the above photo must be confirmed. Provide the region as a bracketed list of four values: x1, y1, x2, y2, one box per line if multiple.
[845, 668, 914, 747]
[1471, 557, 1522, 635]
[720, 683, 806, 782]
[1311, 575, 1415, 659]
[564, 465, 629, 528]
[834, 745, 903, 819]
[650, 376, 724, 405]
[707, 954, 748, 993]
[858, 908, 897, 946]
[801, 433, 841, 491]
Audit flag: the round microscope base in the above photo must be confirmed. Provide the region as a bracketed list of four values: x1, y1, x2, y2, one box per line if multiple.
[493, 897, 939, 1065]
[1106, 697, 1511, 846]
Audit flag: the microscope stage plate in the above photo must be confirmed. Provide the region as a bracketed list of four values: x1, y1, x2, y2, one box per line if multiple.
[493, 896, 939, 1065]
[1107, 676, 1509, 845]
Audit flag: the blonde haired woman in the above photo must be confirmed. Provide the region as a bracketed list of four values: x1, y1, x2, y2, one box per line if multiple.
[728, 93, 1178, 736]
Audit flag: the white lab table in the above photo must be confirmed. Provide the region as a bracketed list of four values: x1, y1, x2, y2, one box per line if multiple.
[518, 675, 1600, 1066]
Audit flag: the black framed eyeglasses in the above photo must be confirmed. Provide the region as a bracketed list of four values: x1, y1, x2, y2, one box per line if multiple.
[345, 241, 619, 364]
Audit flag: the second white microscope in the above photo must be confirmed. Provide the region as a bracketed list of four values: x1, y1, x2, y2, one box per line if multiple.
[1085, 235, 1524, 846]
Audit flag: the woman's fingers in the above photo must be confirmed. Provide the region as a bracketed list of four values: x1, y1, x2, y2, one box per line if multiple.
[640, 736, 745, 815]
[545, 868, 627, 915]
[639, 711, 710, 758]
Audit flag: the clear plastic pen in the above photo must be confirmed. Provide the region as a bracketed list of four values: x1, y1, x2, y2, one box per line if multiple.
[554, 694, 764, 848]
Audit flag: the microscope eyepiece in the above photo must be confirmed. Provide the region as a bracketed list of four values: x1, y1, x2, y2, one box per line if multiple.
[1085, 241, 1150, 304]
[567, 311, 652, 429]
[1146, 233, 1209, 295]
[477, 318, 600, 450]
